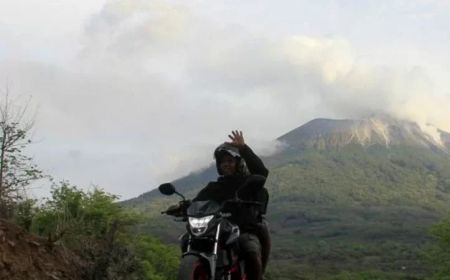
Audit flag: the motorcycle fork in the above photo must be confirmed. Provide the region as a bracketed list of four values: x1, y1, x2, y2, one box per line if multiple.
[187, 235, 191, 252]
[209, 222, 221, 279]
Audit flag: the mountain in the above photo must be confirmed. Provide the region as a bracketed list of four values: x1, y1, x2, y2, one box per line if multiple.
[278, 116, 448, 151]
[123, 116, 450, 279]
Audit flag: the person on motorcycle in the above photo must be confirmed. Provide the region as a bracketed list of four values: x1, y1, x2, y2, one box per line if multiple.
[192, 130, 270, 280]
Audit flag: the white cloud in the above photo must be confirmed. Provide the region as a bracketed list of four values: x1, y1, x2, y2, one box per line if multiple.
[1, 0, 450, 199]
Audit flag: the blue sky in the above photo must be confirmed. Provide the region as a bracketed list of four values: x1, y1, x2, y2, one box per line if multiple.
[0, 0, 449, 199]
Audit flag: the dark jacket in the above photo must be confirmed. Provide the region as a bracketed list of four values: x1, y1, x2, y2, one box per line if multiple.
[193, 145, 269, 229]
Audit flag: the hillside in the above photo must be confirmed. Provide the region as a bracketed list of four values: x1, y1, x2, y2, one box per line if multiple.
[0, 219, 82, 280]
[123, 116, 450, 279]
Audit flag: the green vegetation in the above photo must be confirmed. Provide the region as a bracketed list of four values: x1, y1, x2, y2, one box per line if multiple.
[14, 181, 179, 280]
[264, 145, 450, 279]
[425, 213, 450, 279]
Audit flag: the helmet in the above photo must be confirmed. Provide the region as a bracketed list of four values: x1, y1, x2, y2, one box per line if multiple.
[214, 143, 248, 176]
[214, 143, 240, 160]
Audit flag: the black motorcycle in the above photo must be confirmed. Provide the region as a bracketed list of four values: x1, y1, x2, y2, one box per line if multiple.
[159, 176, 267, 280]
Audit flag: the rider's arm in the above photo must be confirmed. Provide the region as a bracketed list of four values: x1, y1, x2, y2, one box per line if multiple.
[227, 130, 269, 178]
[238, 174, 267, 195]
[239, 145, 269, 177]
[192, 182, 214, 202]
[165, 200, 191, 217]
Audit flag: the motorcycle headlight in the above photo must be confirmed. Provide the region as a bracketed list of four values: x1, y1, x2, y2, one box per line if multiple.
[188, 215, 214, 236]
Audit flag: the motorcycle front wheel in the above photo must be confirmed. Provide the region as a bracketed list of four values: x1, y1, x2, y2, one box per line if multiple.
[178, 255, 210, 280]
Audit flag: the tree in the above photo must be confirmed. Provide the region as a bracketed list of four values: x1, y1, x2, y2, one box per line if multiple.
[14, 198, 37, 232]
[0, 91, 43, 217]
[30, 181, 179, 279]
[32, 182, 139, 279]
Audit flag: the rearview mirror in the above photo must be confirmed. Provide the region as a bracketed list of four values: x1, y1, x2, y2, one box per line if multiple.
[159, 183, 176, 196]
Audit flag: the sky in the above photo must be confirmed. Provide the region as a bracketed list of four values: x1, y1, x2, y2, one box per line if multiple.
[1, 0, 450, 200]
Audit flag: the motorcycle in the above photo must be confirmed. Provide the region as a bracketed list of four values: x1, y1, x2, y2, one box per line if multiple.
[159, 175, 266, 280]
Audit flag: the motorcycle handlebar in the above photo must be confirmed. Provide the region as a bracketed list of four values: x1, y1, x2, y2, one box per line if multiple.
[161, 199, 262, 219]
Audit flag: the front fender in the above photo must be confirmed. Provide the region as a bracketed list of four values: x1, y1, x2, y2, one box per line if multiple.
[182, 251, 217, 279]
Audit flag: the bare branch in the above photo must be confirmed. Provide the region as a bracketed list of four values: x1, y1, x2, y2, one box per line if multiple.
[0, 86, 43, 218]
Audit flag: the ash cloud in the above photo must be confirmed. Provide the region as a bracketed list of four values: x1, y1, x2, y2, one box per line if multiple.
[1, 0, 449, 198]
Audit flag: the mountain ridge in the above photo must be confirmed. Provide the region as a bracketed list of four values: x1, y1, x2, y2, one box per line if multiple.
[278, 116, 449, 152]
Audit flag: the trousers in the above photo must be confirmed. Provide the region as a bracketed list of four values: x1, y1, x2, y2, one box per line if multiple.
[239, 221, 271, 280]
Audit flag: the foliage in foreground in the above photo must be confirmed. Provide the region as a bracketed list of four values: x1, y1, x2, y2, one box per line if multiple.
[14, 181, 179, 280]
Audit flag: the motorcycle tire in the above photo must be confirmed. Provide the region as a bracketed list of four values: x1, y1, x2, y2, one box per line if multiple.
[178, 255, 210, 280]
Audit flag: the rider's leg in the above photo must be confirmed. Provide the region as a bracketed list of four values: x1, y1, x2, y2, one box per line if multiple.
[239, 233, 263, 280]
[256, 220, 271, 273]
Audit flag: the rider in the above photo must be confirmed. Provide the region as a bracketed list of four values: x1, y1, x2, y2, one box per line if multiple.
[192, 130, 270, 280]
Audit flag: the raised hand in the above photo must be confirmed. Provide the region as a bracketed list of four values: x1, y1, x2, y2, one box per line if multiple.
[227, 130, 245, 147]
